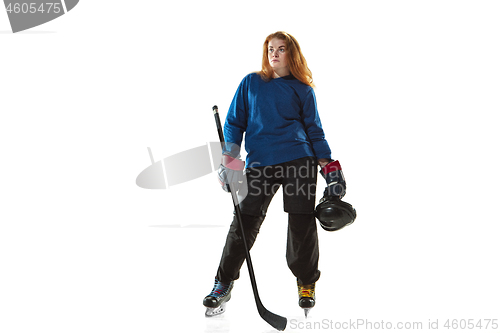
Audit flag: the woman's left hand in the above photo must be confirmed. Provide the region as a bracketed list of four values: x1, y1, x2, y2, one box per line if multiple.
[317, 158, 331, 168]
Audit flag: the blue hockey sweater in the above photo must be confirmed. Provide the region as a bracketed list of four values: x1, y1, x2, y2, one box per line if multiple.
[224, 73, 331, 168]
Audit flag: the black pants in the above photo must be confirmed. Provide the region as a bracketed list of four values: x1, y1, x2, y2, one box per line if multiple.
[216, 156, 321, 285]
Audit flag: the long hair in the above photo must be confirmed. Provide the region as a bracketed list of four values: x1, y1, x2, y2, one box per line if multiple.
[257, 31, 314, 87]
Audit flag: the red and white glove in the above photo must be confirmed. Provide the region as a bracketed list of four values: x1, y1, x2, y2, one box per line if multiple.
[218, 154, 245, 192]
[320, 160, 347, 199]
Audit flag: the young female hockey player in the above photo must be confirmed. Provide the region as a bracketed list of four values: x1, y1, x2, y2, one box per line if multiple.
[203, 31, 346, 317]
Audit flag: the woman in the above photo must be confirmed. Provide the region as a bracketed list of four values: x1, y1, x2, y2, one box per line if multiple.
[203, 31, 344, 316]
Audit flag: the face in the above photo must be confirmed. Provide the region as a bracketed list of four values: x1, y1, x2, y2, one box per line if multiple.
[267, 38, 289, 75]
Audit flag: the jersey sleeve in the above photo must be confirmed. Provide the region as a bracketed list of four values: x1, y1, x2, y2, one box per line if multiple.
[301, 88, 332, 160]
[223, 75, 249, 157]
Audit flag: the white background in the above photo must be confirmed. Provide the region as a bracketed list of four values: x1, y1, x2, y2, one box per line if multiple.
[1, 1, 499, 332]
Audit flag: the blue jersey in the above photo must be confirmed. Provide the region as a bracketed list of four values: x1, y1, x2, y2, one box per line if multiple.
[224, 73, 331, 167]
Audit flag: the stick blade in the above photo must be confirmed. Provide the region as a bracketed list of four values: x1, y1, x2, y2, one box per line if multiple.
[259, 308, 287, 331]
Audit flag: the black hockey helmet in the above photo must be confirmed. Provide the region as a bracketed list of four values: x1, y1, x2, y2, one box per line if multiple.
[314, 196, 357, 232]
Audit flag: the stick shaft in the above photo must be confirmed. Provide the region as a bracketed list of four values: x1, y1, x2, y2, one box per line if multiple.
[213, 105, 225, 149]
[212, 105, 286, 331]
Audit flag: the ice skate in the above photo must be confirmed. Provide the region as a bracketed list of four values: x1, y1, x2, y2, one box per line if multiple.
[203, 278, 234, 317]
[297, 281, 315, 318]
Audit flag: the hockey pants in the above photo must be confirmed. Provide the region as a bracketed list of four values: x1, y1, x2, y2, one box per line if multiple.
[216, 156, 321, 285]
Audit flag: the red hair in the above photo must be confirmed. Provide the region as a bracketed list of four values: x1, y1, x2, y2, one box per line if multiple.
[257, 31, 314, 87]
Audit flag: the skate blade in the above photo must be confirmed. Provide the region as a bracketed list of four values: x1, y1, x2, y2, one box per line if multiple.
[304, 308, 311, 318]
[205, 302, 226, 317]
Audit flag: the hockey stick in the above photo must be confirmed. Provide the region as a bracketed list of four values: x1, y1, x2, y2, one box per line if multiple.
[212, 105, 287, 331]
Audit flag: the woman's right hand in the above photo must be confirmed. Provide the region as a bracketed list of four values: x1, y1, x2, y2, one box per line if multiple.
[218, 154, 245, 192]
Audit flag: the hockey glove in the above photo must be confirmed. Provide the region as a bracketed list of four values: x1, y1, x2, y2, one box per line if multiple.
[218, 154, 245, 193]
[320, 160, 346, 199]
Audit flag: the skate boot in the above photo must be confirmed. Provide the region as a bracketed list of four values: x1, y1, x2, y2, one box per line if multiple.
[297, 280, 315, 318]
[203, 278, 234, 317]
